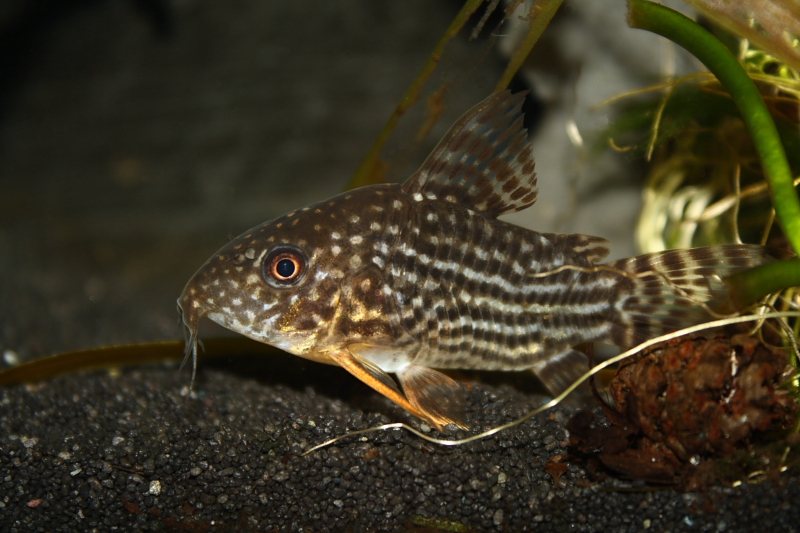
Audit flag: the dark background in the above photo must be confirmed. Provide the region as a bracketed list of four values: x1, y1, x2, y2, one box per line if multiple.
[0, 0, 510, 360]
[0, 0, 674, 362]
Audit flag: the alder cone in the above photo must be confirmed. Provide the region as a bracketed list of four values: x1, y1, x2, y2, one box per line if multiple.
[611, 334, 796, 461]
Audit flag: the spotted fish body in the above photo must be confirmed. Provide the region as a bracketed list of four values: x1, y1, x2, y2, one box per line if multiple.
[179, 91, 779, 430]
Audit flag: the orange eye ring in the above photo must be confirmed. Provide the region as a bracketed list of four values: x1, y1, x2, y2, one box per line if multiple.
[263, 247, 306, 286]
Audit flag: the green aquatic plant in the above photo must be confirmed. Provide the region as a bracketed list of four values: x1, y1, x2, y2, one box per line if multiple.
[627, 0, 800, 307]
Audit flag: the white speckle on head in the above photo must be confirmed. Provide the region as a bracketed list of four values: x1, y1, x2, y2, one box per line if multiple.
[314, 224, 321, 231]
[370, 205, 384, 213]
[331, 232, 341, 240]
[426, 212, 438, 222]
[331, 269, 345, 279]
[331, 245, 341, 256]
[372, 256, 385, 267]
[370, 222, 381, 231]
[425, 192, 437, 200]
[229, 280, 240, 289]
[403, 247, 416, 257]
[428, 236, 439, 246]
[388, 225, 399, 235]
[349, 255, 362, 268]
[413, 193, 423, 202]
[245, 248, 256, 259]
[232, 298, 241, 306]
[350, 215, 360, 224]
[419, 254, 431, 265]
[393, 200, 403, 209]
[350, 235, 363, 245]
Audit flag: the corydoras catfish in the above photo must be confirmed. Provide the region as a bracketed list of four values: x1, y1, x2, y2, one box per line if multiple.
[178, 91, 779, 430]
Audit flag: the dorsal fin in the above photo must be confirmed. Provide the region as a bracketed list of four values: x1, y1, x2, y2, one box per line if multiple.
[402, 91, 537, 218]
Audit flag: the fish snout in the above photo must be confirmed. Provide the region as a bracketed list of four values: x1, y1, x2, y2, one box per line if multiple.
[177, 266, 217, 336]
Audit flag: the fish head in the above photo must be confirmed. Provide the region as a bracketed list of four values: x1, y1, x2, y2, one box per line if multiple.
[177, 184, 402, 362]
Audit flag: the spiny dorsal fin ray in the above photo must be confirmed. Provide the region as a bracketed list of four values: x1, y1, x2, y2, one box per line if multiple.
[402, 90, 537, 218]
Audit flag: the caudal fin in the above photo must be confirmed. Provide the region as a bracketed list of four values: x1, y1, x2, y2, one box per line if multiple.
[606, 244, 787, 348]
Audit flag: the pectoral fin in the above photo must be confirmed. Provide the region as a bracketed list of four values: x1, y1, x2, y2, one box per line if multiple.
[326, 349, 449, 431]
[396, 365, 468, 430]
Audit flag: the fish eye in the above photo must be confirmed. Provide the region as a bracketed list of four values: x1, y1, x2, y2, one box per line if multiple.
[263, 246, 306, 287]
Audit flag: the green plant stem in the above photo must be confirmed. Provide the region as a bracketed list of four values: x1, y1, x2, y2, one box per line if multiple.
[725, 259, 800, 309]
[628, 0, 800, 257]
[346, 0, 486, 190]
[494, 0, 564, 91]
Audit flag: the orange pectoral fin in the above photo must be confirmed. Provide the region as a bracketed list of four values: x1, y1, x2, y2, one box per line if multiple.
[396, 365, 468, 430]
[326, 349, 451, 431]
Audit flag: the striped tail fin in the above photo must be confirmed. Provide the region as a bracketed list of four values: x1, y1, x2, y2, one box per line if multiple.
[606, 244, 786, 348]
